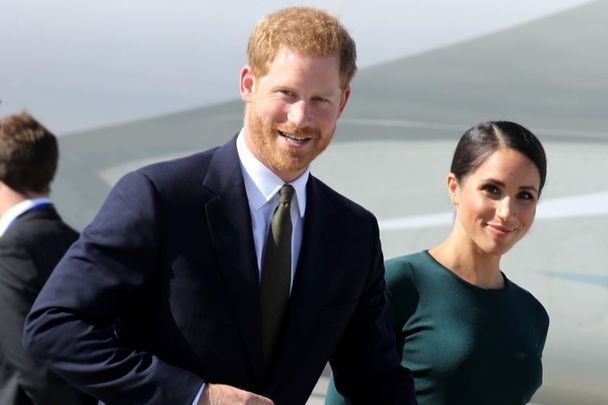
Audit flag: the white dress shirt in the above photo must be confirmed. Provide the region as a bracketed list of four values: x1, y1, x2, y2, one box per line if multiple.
[236, 130, 308, 290]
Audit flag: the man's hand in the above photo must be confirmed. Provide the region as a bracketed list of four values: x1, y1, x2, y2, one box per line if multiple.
[198, 383, 274, 405]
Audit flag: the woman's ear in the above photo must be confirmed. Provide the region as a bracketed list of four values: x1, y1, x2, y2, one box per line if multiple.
[447, 173, 459, 207]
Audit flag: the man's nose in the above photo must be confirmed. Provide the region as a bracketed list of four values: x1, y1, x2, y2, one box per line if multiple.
[287, 100, 311, 127]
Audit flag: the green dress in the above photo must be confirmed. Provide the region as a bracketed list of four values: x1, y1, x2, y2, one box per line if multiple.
[325, 251, 549, 405]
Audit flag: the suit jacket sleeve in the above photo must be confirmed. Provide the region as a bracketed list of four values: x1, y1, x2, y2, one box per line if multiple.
[328, 215, 416, 404]
[23, 171, 203, 404]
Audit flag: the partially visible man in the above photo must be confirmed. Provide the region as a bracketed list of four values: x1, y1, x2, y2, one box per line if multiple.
[0, 112, 94, 405]
[24, 7, 416, 405]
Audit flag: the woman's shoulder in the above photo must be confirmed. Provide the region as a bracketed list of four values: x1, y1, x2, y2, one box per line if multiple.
[507, 278, 550, 344]
[385, 251, 429, 275]
[384, 252, 427, 330]
[384, 252, 431, 309]
[508, 280, 548, 317]
[385, 250, 438, 287]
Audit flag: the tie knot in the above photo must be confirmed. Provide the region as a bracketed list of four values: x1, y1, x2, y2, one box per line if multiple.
[278, 184, 295, 205]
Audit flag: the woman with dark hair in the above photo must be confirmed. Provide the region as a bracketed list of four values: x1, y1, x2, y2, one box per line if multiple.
[326, 121, 549, 405]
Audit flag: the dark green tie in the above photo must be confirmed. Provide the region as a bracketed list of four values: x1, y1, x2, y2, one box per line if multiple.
[260, 184, 295, 369]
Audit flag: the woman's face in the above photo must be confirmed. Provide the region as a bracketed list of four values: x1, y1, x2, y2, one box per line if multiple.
[449, 147, 541, 257]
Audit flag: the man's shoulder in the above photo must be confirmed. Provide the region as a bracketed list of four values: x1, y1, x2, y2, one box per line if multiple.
[117, 142, 230, 197]
[310, 175, 374, 219]
[1, 212, 78, 249]
[0, 215, 78, 274]
[137, 146, 220, 179]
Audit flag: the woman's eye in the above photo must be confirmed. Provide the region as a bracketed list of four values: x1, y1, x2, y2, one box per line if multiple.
[482, 185, 500, 195]
[518, 191, 536, 201]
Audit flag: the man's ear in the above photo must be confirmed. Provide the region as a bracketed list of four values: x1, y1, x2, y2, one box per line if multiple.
[337, 86, 351, 116]
[240, 65, 256, 102]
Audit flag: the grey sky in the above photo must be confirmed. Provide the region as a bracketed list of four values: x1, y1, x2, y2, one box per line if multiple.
[0, 0, 592, 133]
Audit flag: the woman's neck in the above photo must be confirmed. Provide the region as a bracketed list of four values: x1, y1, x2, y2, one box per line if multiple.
[429, 235, 504, 289]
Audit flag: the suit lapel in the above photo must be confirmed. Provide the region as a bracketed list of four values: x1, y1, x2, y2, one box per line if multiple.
[202, 137, 265, 386]
[269, 177, 337, 389]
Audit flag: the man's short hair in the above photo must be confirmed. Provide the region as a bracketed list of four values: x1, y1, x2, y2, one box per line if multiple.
[0, 112, 58, 194]
[247, 7, 357, 89]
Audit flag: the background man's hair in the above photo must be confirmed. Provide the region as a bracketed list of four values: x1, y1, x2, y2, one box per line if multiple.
[0, 111, 58, 194]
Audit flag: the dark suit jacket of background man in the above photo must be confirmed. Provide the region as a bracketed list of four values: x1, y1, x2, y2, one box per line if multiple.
[24, 136, 415, 404]
[0, 205, 95, 405]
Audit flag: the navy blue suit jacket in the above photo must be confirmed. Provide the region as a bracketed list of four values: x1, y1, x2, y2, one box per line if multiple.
[24, 137, 415, 404]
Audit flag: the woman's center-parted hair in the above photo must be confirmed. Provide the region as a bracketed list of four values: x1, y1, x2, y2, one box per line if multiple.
[450, 121, 547, 194]
[247, 7, 357, 89]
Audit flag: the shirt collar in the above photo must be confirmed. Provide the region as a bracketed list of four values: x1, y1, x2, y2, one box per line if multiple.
[236, 130, 308, 216]
[0, 197, 52, 237]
